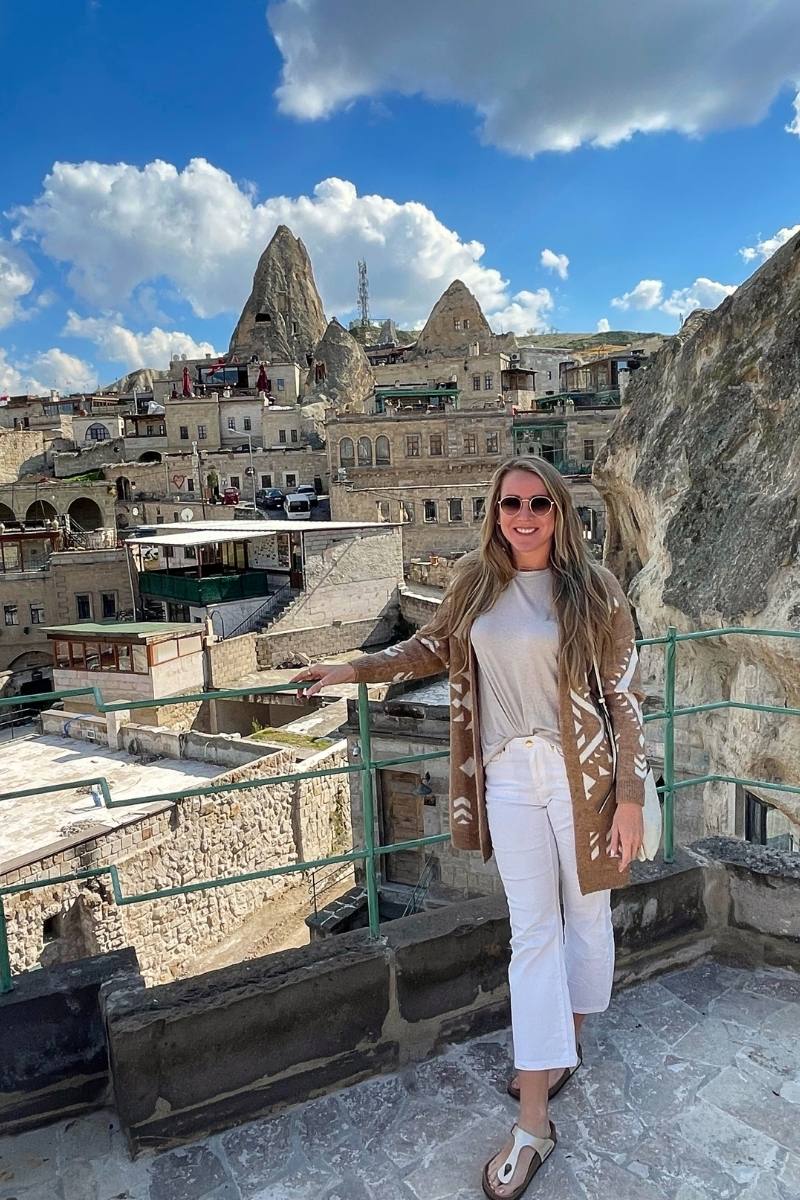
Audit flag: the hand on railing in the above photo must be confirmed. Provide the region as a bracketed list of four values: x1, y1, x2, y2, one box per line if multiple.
[290, 662, 356, 699]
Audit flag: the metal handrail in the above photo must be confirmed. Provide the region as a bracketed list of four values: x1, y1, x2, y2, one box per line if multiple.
[0, 624, 798, 993]
[223, 582, 296, 640]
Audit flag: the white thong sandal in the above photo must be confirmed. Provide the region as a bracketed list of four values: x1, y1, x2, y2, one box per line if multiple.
[482, 1120, 557, 1200]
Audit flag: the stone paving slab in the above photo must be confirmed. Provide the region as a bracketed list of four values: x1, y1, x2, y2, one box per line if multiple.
[0, 959, 798, 1200]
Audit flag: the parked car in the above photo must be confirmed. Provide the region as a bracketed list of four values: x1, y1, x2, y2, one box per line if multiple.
[256, 487, 284, 510]
[295, 483, 319, 506]
[284, 492, 312, 520]
[222, 486, 240, 505]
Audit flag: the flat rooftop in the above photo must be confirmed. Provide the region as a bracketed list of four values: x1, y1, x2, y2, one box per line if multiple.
[2, 958, 798, 1198]
[0, 733, 224, 874]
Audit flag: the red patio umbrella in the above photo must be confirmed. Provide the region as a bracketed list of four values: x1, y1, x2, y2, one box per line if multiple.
[182, 365, 192, 397]
[256, 364, 269, 392]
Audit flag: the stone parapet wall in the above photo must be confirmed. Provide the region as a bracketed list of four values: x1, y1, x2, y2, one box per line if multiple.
[1, 742, 351, 986]
[256, 614, 398, 668]
[207, 632, 260, 687]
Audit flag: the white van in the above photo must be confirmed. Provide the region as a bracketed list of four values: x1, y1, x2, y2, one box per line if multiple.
[283, 492, 311, 520]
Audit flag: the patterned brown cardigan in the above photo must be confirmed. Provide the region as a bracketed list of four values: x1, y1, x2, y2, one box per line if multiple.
[350, 565, 648, 896]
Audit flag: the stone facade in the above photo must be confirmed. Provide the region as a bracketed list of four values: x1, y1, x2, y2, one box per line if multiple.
[1, 739, 351, 985]
[0, 430, 52, 485]
[0, 546, 134, 689]
[164, 396, 222, 453]
[0, 479, 117, 528]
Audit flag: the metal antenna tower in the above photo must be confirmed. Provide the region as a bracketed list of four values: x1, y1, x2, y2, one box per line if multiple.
[357, 259, 370, 328]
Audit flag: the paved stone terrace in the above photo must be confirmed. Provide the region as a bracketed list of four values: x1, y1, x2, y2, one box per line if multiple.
[2, 959, 799, 1200]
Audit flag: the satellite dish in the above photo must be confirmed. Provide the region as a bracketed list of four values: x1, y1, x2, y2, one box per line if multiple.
[180, 508, 194, 522]
[131, 506, 140, 517]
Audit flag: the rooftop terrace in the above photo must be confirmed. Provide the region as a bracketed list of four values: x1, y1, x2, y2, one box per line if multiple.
[1, 957, 798, 1199]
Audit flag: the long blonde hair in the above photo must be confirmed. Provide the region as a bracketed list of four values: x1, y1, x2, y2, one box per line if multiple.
[423, 456, 615, 691]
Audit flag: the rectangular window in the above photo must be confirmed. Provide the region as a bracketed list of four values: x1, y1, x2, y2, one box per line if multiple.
[547, 370, 552, 380]
[3, 604, 18, 626]
[484, 373, 494, 390]
[464, 432, 477, 455]
[184, 546, 197, 560]
[285, 473, 297, 488]
[406, 434, 420, 457]
[243, 416, 252, 431]
[473, 497, 486, 521]
[429, 433, 443, 456]
[472, 374, 481, 391]
[401, 499, 414, 524]
[290, 429, 298, 442]
[186, 478, 195, 493]
[117, 643, 132, 673]
[448, 498, 463, 522]
[261, 474, 272, 488]
[423, 500, 438, 523]
[279, 429, 287, 443]
[159, 422, 166, 436]
[463, 318, 470, 330]
[227, 416, 236, 430]
[101, 592, 117, 619]
[486, 432, 499, 454]
[131, 644, 148, 674]
[146, 424, 155, 436]
[197, 424, 207, 440]
[179, 425, 189, 440]
[55, 640, 70, 668]
[453, 318, 461, 330]
[583, 439, 595, 461]
[70, 641, 85, 669]
[229, 475, 240, 489]
[76, 594, 92, 620]
[276, 378, 285, 391]
[85, 642, 100, 670]
[100, 642, 116, 671]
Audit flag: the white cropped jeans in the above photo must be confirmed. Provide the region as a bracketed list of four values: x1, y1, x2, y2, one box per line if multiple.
[485, 734, 615, 1071]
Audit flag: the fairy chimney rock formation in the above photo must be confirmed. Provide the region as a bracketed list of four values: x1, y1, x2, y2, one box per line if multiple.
[412, 280, 498, 359]
[593, 229, 800, 837]
[228, 226, 327, 364]
[303, 318, 374, 413]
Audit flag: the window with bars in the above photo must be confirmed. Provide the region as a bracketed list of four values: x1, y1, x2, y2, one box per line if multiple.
[423, 500, 438, 523]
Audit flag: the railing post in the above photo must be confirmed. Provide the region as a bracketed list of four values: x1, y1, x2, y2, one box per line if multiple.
[0, 895, 12, 994]
[663, 625, 677, 863]
[357, 682, 381, 939]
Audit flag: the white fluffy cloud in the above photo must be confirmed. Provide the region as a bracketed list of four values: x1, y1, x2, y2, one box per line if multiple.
[14, 160, 551, 330]
[740, 224, 800, 263]
[488, 289, 554, 335]
[611, 279, 664, 311]
[612, 275, 736, 319]
[0, 241, 36, 328]
[64, 312, 219, 371]
[596, 317, 610, 333]
[0, 346, 97, 397]
[540, 249, 569, 280]
[268, 0, 800, 157]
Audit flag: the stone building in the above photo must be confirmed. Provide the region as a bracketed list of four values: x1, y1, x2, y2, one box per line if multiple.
[0, 526, 133, 696]
[0, 478, 117, 530]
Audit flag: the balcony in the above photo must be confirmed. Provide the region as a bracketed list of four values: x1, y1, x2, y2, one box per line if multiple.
[138, 568, 271, 606]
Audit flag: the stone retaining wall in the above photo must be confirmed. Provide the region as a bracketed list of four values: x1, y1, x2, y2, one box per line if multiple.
[1, 743, 350, 987]
[256, 613, 398, 668]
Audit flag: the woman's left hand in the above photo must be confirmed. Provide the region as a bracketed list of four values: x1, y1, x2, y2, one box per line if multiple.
[609, 802, 643, 871]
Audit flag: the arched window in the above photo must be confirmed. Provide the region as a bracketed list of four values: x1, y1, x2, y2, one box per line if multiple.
[339, 437, 355, 466]
[375, 435, 391, 465]
[85, 422, 109, 442]
[357, 436, 373, 466]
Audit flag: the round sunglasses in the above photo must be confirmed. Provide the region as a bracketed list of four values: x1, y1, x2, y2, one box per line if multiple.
[497, 495, 557, 517]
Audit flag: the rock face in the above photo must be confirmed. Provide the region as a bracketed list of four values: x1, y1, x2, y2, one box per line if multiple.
[412, 280, 507, 359]
[103, 367, 169, 395]
[303, 319, 374, 415]
[594, 231, 800, 835]
[228, 226, 327, 364]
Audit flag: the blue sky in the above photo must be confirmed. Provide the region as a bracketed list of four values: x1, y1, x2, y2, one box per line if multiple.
[1, 0, 799, 393]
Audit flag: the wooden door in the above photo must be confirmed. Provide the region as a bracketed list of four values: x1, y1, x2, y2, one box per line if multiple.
[379, 769, 425, 885]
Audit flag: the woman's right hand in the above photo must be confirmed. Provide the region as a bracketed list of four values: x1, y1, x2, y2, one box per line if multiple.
[289, 662, 356, 699]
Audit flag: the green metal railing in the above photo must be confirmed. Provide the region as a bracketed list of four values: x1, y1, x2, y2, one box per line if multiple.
[0, 624, 798, 994]
[139, 568, 271, 605]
